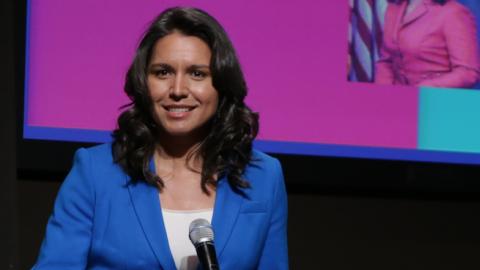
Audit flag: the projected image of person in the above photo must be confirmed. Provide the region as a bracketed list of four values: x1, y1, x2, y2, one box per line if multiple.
[33, 7, 288, 270]
[375, 0, 480, 88]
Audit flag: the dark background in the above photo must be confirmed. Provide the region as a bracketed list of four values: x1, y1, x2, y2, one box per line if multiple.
[1, 0, 18, 268]
[4, 0, 480, 269]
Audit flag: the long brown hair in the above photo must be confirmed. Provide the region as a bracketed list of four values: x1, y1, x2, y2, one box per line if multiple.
[112, 7, 259, 193]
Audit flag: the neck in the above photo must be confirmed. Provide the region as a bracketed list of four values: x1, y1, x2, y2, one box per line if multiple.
[154, 131, 207, 171]
[159, 134, 202, 155]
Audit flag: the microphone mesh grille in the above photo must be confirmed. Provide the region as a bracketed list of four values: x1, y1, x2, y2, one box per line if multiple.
[189, 218, 214, 245]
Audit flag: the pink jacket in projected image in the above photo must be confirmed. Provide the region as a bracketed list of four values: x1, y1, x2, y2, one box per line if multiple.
[375, 0, 480, 88]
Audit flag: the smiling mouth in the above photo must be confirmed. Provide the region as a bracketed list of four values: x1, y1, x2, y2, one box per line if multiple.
[163, 105, 196, 113]
[168, 107, 190, 112]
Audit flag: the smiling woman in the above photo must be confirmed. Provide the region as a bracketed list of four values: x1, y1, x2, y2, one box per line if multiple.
[33, 7, 288, 270]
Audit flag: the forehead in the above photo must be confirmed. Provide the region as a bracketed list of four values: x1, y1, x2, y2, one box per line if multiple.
[149, 32, 211, 64]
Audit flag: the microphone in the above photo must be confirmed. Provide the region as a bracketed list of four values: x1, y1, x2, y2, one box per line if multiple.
[189, 218, 220, 270]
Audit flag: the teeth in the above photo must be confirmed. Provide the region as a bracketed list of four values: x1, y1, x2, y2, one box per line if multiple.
[168, 107, 190, 112]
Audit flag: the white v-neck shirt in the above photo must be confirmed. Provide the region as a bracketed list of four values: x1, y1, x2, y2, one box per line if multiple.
[161, 208, 214, 270]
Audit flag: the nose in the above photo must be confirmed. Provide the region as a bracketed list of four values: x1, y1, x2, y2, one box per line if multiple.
[169, 74, 188, 100]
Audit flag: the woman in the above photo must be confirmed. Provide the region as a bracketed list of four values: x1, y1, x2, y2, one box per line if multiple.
[375, 0, 480, 88]
[33, 7, 288, 270]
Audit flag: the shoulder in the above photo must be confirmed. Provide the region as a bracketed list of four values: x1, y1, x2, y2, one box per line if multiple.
[248, 149, 283, 178]
[439, 1, 474, 18]
[69, 143, 127, 187]
[434, 1, 476, 32]
[74, 143, 118, 171]
[251, 148, 281, 167]
[240, 149, 284, 198]
[79, 143, 114, 162]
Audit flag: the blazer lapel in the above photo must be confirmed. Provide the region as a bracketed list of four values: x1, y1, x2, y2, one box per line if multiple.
[127, 178, 176, 270]
[211, 178, 244, 259]
[401, 0, 428, 28]
[391, 1, 405, 43]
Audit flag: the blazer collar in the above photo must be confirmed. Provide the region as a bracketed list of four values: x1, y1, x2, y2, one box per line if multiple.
[211, 177, 244, 258]
[126, 158, 244, 267]
[399, 0, 430, 27]
[127, 177, 176, 270]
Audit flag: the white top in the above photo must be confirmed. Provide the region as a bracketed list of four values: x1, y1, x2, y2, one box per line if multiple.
[162, 208, 214, 270]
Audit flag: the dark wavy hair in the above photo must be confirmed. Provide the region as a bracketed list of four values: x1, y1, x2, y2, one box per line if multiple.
[112, 7, 259, 193]
[387, 0, 447, 4]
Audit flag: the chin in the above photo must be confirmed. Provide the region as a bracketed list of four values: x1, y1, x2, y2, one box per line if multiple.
[166, 130, 193, 137]
[162, 127, 191, 135]
[157, 119, 213, 139]
[162, 126, 208, 138]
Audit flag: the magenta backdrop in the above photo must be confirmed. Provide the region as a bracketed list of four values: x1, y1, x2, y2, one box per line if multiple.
[26, 0, 418, 149]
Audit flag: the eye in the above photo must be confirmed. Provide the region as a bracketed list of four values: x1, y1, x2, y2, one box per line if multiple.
[191, 70, 208, 79]
[153, 68, 170, 78]
[149, 64, 174, 79]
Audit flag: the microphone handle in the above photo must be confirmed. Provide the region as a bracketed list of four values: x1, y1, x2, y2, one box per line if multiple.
[196, 241, 220, 270]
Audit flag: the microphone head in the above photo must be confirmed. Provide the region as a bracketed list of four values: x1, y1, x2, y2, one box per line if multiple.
[189, 218, 214, 246]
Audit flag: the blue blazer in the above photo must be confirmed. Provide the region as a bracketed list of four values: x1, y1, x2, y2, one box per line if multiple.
[33, 144, 288, 269]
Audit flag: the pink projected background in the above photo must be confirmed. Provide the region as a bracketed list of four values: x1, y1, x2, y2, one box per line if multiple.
[25, 0, 418, 150]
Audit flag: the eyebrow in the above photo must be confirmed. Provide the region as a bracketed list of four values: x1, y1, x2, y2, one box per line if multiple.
[149, 63, 210, 69]
[190, 64, 210, 69]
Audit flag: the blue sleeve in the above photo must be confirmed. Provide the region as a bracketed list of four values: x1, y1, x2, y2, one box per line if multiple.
[258, 158, 289, 269]
[32, 148, 95, 269]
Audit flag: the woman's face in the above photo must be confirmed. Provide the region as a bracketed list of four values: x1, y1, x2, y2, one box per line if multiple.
[147, 32, 218, 138]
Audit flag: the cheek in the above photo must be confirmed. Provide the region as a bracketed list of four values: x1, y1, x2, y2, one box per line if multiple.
[191, 82, 219, 106]
[206, 91, 219, 111]
[201, 82, 218, 104]
[147, 78, 170, 101]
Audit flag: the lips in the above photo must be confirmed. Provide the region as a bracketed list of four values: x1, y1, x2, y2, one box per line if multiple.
[167, 107, 190, 112]
[163, 104, 197, 112]
[162, 104, 197, 118]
